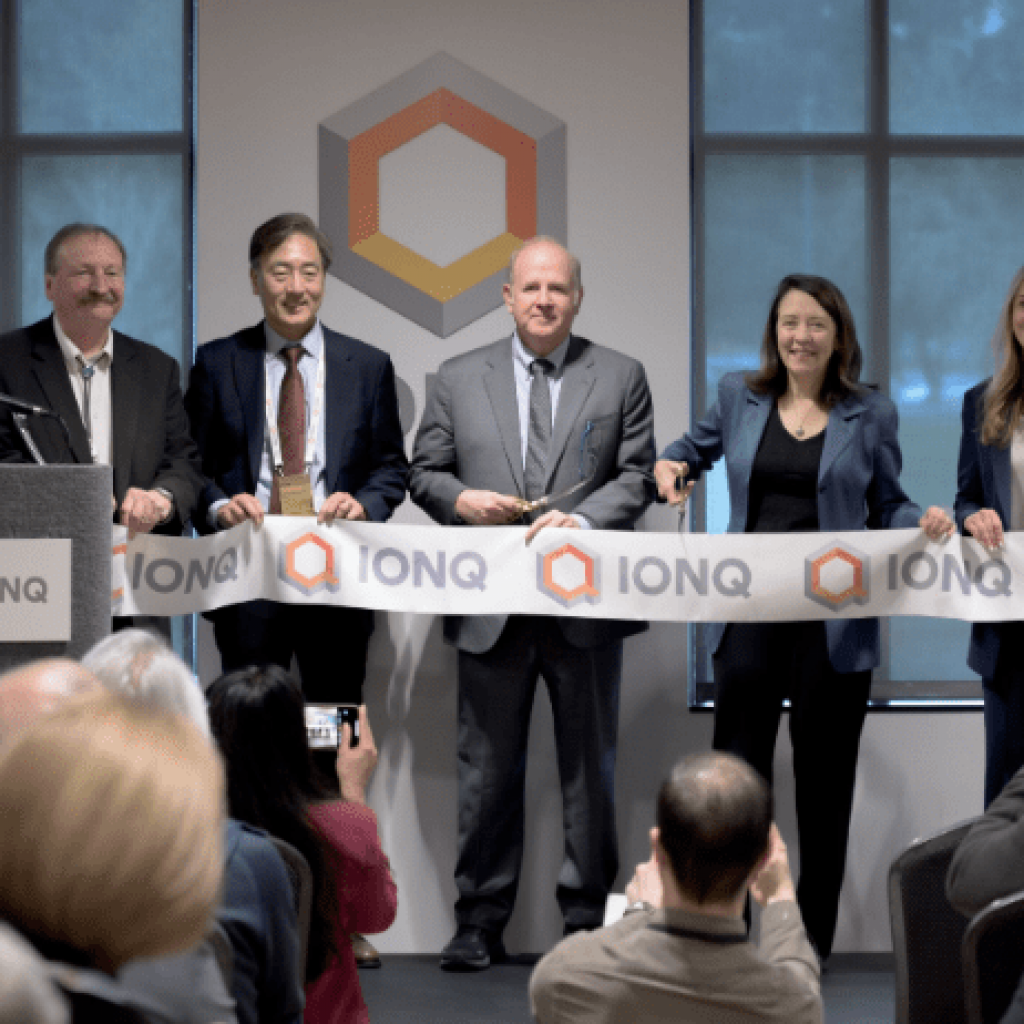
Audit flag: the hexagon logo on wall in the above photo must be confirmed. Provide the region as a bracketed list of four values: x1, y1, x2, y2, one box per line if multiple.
[319, 52, 567, 338]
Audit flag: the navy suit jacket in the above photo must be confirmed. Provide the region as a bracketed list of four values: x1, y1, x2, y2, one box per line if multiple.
[660, 371, 923, 673]
[185, 322, 408, 534]
[955, 379, 1010, 680]
[0, 316, 202, 534]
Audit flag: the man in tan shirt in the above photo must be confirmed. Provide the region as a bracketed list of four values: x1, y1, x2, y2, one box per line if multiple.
[530, 752, 822, 1024]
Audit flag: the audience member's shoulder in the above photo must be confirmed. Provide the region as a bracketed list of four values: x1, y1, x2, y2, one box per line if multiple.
[226, 819, 285, 870]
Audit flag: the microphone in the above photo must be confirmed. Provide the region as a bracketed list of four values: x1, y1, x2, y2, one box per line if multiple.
[0, 393, 74, 456]
[0, 392, 55, 417]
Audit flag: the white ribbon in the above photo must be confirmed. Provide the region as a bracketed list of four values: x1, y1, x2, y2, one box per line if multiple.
[111, 520, 1022, 624]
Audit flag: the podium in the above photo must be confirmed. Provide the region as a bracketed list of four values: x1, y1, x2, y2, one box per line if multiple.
[0, 465, 112, 673]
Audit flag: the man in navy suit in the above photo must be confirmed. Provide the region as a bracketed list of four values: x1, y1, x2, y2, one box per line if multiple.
[185, 213, 408, 705]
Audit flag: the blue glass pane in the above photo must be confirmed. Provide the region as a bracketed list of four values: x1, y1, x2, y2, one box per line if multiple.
[19, 0, 183, 133]
[891, 0, 1024, 135]
[704, 0, 866, 133]
[888, 157, 1024, 680]
[703, 155, 867, 531]
[21, 155, 186, 367]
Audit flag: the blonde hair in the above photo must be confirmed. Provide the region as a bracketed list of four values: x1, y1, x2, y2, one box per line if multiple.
[0, 695, 224, 971]
[981, 266, 1024, 447]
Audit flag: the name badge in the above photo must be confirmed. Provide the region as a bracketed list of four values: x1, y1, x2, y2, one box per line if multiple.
[279, 473, 315, 516]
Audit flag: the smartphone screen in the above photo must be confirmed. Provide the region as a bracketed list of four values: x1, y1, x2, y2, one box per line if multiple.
[338, 704, 360, 748]
[304, 705, 338, 750]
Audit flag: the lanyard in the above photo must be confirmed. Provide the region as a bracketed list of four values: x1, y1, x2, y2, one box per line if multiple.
[263, 344, 326, 474]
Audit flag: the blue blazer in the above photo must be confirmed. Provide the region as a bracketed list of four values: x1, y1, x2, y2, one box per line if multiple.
[660, 372, 923, 673]
[955, 379, 1010, 680]
[185, 322, 408, 533]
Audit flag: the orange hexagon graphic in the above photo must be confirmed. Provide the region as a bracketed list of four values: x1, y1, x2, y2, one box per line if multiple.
[804, 543, 870, 612]
[537, 542, 601, 609]
[320, 52, 567, 337]
[279, 532, 341, 598]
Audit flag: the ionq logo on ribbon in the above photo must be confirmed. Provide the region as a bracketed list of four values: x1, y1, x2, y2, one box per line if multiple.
[279, 532, 340, 597]
[804, 542, 869, 612]
[537, 542, 601, 609]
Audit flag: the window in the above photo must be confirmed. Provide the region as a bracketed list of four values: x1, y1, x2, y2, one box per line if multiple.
[1, 0, 195, 660]
[691, 0, 1024, 706]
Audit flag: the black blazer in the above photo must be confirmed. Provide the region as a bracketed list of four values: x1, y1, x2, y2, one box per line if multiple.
[0, 316, 202, 534]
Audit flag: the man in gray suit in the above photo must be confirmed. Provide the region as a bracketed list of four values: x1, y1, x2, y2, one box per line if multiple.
[410, 237, 656, 970]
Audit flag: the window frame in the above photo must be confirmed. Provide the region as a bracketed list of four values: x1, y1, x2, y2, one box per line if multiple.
[689, 0, 1024, 708]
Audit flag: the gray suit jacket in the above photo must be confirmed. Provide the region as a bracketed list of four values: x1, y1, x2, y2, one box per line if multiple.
[410, 334, 656, 653]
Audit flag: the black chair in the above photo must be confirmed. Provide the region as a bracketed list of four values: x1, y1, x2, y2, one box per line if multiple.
[889, 819, 978, 1024]
[963, 889, 1024, 1024]
[270, 835, 313, 979]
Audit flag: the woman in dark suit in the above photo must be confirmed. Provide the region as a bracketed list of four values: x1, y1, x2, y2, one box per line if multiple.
[655, 273, 952, 959]
[955, 266, 1024, 808]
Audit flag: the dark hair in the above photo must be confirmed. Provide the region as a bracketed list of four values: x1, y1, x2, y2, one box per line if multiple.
[656, 752, 772, 905]
[44, 223, 127, 277]
[206, 664, 338, 980]
[745, 273, 863, 408]
[248, 213, 332, 273]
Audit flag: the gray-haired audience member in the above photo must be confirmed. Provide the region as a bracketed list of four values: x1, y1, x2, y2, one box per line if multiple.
[530, 752, 822, 1024]
[80, 632, 305, 1024]
[83, 628, 210, 736]
[947, 764, 1024, 1024]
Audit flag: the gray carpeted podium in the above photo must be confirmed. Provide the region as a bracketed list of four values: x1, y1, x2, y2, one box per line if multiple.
[0, 464, 112, 673]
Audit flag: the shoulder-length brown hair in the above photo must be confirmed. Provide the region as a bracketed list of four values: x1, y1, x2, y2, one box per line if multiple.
[745, 274, 864, 408]
[980, 266, 1024, 447]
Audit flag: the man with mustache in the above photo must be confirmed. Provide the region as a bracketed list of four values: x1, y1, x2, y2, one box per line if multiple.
[0, 223, 202, 538]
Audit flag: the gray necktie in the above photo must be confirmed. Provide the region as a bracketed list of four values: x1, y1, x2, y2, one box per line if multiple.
[524, 358, 554, 501]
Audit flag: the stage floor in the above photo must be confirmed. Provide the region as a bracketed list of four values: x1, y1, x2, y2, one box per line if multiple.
[360, 952, 897, 1023]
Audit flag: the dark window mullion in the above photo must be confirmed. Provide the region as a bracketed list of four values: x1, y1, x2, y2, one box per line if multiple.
[867, 0, 892, 690]
[0, 0, 18, 333]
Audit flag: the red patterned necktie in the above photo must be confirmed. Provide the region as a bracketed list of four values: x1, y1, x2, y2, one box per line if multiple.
[269, 345, 305, 514]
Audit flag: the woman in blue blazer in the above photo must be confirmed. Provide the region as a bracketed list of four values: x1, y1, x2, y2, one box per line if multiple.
[655, 274, 951, 960]
[955, 266, 1024, 807]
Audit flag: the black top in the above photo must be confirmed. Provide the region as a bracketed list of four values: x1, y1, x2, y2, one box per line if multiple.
[746, 403, 825, 533]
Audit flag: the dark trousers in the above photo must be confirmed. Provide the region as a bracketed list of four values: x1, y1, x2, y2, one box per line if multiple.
[984, 623, 1024, 807]
[454, 616, 621, 937]
[712, 621, 871, 959]
[209, 600, 370, 704]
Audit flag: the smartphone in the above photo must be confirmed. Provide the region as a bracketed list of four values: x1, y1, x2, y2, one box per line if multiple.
[304, 705, 361, 749]
[338, 704, 360, 748]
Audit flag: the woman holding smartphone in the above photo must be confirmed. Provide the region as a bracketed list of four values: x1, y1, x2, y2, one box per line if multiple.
[208, 666, 396, 1024]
